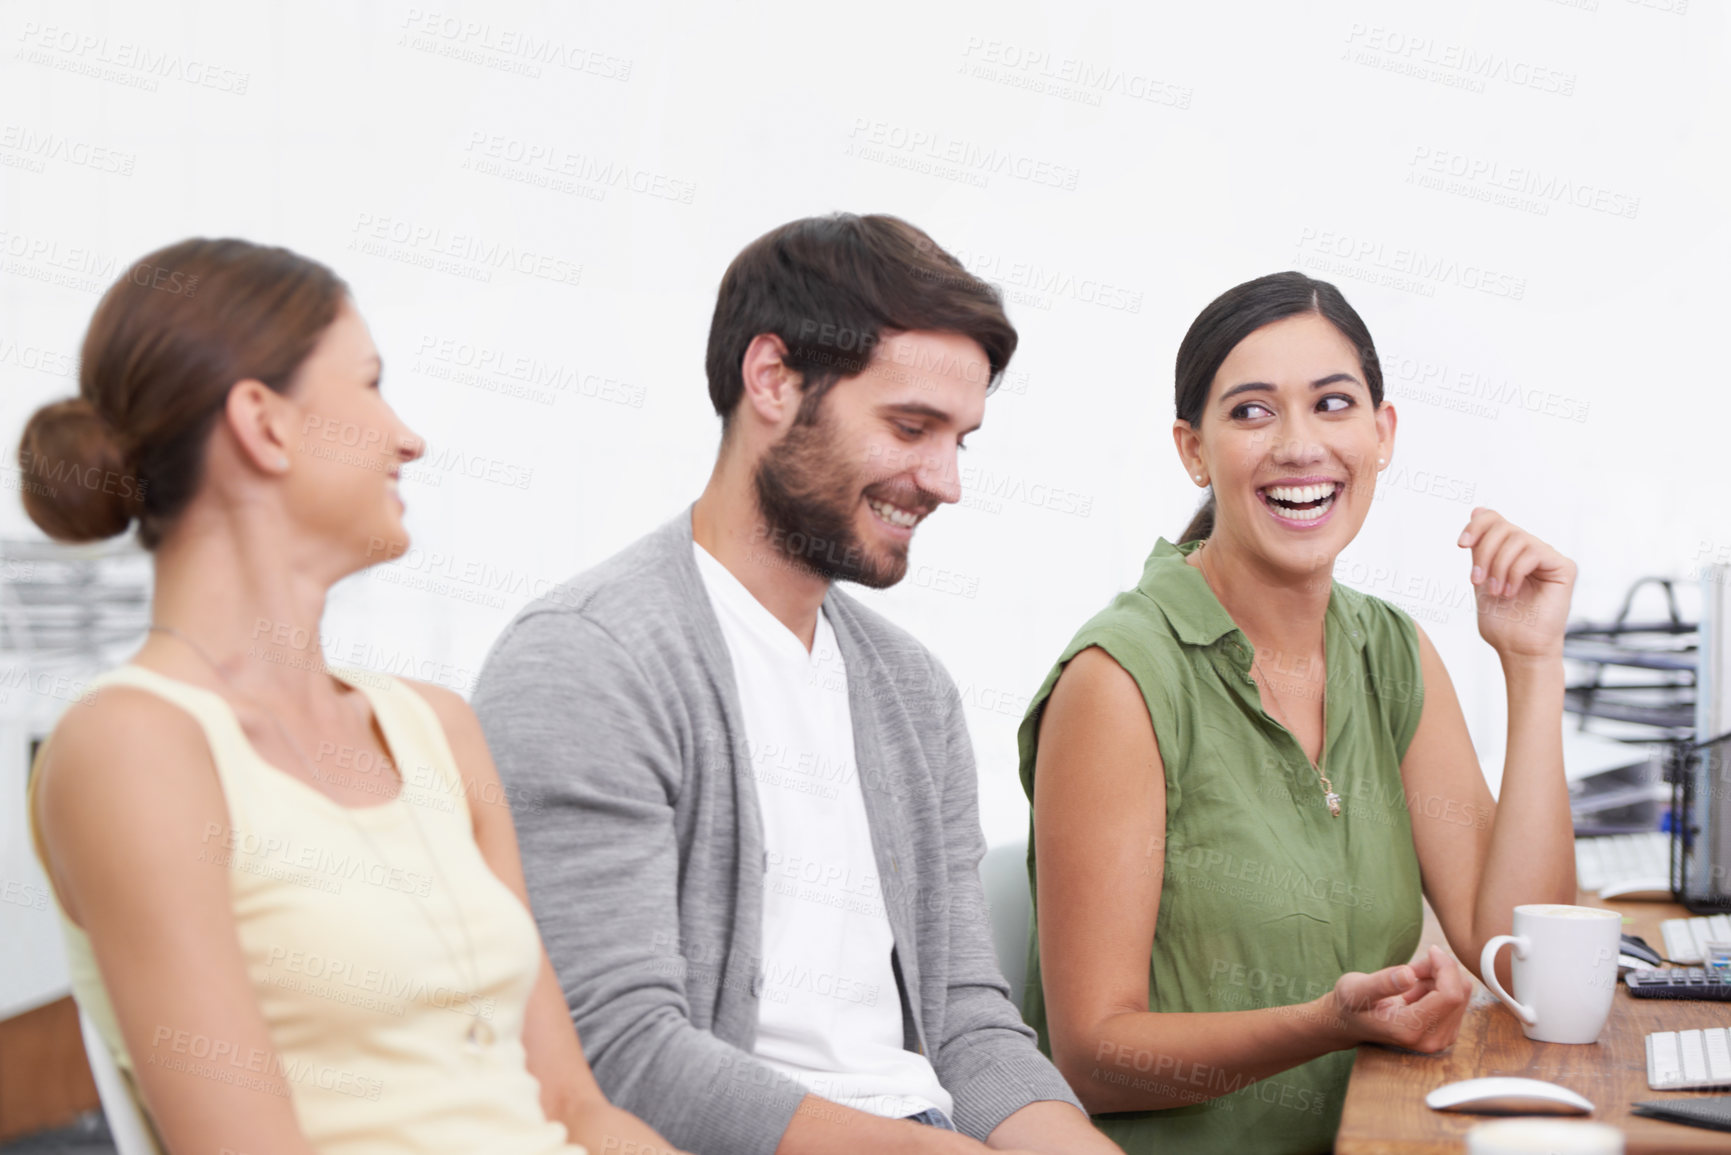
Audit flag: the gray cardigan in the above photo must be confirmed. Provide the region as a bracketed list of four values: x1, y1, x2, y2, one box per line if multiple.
[471, 508, 1081, 1155]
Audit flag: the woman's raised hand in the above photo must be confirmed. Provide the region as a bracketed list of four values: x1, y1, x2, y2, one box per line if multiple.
[1456, 507, 1576, 661]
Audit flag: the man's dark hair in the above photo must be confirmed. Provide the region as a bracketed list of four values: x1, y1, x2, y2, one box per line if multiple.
[705, 213, 1017, 429]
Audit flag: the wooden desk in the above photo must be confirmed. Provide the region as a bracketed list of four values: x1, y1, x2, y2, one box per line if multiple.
[1337, 896, 1731, 1153]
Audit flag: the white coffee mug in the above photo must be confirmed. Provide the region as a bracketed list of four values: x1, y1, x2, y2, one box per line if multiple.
[1480, 904, 1622, 1044]
[1466, 1118, 1624, 1155]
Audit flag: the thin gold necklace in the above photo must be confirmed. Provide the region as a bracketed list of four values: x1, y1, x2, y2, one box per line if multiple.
[147, 624, 498, 1049]
[1193, 543, 1342, 818]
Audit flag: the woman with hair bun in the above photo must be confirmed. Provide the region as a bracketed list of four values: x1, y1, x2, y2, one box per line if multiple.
[23, 239, 688, 1155]
[1016, 272, 1578, 1154]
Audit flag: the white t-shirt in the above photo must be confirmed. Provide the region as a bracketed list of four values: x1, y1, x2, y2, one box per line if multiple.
[692, 542, 952, 1120]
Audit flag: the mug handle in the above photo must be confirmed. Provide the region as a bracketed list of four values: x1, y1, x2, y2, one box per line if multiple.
[1481, 934, 1536, 1025]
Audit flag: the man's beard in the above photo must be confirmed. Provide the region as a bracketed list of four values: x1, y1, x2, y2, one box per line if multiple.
[753, 409, 913, 589]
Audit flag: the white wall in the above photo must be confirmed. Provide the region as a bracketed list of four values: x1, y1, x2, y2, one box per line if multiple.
[2, 0, 1726, 1012]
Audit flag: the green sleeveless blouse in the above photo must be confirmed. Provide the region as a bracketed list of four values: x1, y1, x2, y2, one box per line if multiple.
[1017, 537, 1427, 1155]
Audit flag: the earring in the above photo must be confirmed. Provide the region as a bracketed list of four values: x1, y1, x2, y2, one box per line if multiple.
[1377, 458, 1385, 467]
[1194, 474, 1204, 483]
[277, 456, 290, 470]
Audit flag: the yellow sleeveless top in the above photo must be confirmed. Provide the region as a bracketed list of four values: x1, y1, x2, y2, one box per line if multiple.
[27, 664, 583, 1155]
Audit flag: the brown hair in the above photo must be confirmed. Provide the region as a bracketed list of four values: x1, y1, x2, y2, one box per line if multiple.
[704, 213, 1016, 429]
[17, 238, 347, 549]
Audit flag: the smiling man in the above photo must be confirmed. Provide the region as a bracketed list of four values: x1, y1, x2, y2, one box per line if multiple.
[472, 214, 1112, 1155]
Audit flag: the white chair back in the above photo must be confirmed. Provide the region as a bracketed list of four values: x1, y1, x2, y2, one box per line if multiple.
[77, 1008, 163, 1155]
[978, 836, 1034, 1009]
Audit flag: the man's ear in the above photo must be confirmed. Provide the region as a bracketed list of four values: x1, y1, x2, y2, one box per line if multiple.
[739, 334, 804, 429]
[223, 380, 294, 474]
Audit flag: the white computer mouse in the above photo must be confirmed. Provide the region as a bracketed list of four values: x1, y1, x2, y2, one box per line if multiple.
[1425, 1077, 1594, 1115]
[1598, 878, 1675, 902]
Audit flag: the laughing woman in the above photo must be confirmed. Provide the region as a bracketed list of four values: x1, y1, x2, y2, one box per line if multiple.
[1016, 272, 1577, 1155]
[24, 239, 688, 1155]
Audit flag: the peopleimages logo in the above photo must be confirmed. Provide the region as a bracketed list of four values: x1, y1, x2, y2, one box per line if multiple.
[1378, 349, 1591, 425]
[397, 9, 633, 80]
[347, 212, 584, 287]
[845, 118, 1082, 191]
[1294, 228, 1526, 301]
[1169, 845, 1375, 911]
[0, 235, 113, 271]
[14, 23, 251, 93]
[406, 445, 535, 491]
[949, 248, 1143, 314]
[959, 464, 1094, 518]
[957, 38, 1193, 110]
[1341, 23, 1576, 96]
[1407, 146, 1640, 220]
[462, 132, 696, 204]
[0, 124, 136, 174]
[0, 336, 78, 377]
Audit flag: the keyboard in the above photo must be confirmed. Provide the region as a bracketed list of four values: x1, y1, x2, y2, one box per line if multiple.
[1648, 1028, 1731, 1090]
[1662, 914, 1731, 964]
[1627, 968, 1731, 1000]
[1575, 831, 1669, 893]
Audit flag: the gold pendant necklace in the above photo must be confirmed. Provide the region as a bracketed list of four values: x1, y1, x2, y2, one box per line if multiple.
[1194, 543, 1342, 818]
[1251, 651, 1342, 818]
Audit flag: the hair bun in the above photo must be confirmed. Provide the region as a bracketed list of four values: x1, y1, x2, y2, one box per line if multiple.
[16, 397, 145, 543]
